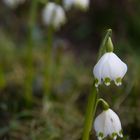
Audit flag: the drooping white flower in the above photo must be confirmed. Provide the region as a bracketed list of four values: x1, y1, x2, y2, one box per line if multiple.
[3, 0, 25, 8]
[63, 0, 89, 10]
[74, 0, 89, 10]
[42, 2, 66, 30]
[94, 109, 123, 140]
[63, 0, 74, 10]
[93, 52, 127, 87]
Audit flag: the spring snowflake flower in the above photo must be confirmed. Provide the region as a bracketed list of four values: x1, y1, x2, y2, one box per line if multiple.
[63, 0, 89, 10]
[42, 2, 66, 30]
[94, 109, 123, 140]
[63, 0, 74, 10]
[3, 0, 25, 8]
[93, 52, 127, 87]
[74, 0, 89, 10]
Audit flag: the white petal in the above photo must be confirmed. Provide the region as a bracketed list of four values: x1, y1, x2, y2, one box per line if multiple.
[53, 6, 66, 29]
[108, 52, 127, 80]
[63, 0, 74, 10]
[42, 2, 56, 25]
[3, 0, 16, 7]
[93, 53, 109, 85]
[94, 111, 107, 138]
[106, 109, 122, 135]
[101, 57, 112, 80]
[42, 2, 66, 29]
[74, 0, 89, 10]
[3, 0, 25, 8]
[103, 110, 114, 136]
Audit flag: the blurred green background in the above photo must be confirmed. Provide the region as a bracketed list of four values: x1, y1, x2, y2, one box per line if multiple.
[0, 0, 140, 140]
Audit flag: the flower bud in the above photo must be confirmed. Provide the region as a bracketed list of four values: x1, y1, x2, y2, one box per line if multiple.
[105, 37, 114, 52]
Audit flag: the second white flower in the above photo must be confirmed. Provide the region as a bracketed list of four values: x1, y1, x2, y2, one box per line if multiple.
[94, 109, 123, 140]
[42, 2, 66, 30]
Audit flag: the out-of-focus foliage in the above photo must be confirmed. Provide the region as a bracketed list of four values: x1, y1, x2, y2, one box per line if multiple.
[0, 0, 140, 140]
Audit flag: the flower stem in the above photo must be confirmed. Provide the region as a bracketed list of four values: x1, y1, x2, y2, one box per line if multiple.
[24, 0, 38, 107]
[0, 67, 5, 89]
[98, 29, 112, 60]
[97, 98, 110, 110]
[44, 26, 54, 98]
[82, 84, 98, 140]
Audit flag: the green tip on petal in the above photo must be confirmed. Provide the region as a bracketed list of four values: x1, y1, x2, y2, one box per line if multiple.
[98, 136, 103, 140]
[95, 78, 99, 87]
[115, 77, 122, 86]
[104, 77, 111, 86]
[98, 132, 104, 140]
[112, 132, 117, 140]
[75, 4, 88, 11]
[119, 130, 123, 137]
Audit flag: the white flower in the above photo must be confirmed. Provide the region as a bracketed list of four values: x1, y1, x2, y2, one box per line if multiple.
[63, 0, 89, 10]
[74, 0, 89, 10]
[63, 0, 74, 10]
[93, 52, 127, 87]
[3, 0, 25, 8]
[42, 2, 66, 30]
[94, 109, 123, 140]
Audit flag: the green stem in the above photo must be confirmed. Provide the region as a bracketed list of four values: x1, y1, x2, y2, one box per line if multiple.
[82, 84, 98, 140]
[97, 29, 112, 60]
[97, 98, 109, 110]
[0, 67, 5, 89]
[44, 26, 54, 98]
[24, 0, 38, 107]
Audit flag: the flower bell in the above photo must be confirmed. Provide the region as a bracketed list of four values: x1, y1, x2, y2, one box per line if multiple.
[42, 2, 66, 30]
[63, 0, 74, 10]
[93, 37, 127, 87]
[63, 0, 89, 10]
[94, 109, 123, 140]
[3, 0, 25, 8]
[74, 0, 89, 10]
